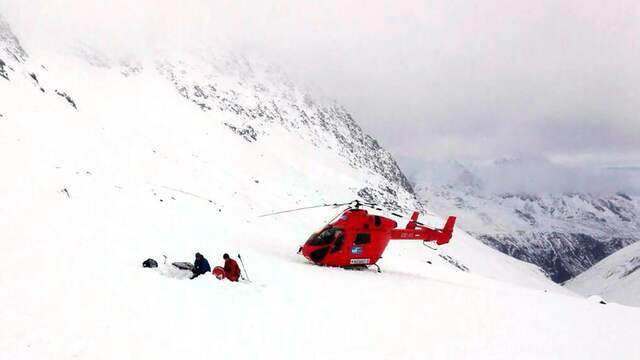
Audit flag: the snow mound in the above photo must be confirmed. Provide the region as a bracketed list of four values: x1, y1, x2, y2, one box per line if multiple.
[566, 241, 640, 306]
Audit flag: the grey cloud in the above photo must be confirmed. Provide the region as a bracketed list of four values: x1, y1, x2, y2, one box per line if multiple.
[407, 156, 640, 195]
[2, 0, 638, 192]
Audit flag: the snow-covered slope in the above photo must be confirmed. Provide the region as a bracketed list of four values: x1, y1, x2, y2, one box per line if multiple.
[0, 17, 555, 287]
[2, 18, 640, 359]
[414, 161, 640, 282]
[566, 241, 640, 306]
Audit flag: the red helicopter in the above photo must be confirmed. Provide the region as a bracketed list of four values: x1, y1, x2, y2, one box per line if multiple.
[261, 200, 456, 271]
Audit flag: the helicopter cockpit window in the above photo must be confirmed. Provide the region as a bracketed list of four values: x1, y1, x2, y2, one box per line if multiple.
[308, 227, 344, 246]
[354, 233, 371, 245]
[330, 234, 345, 253]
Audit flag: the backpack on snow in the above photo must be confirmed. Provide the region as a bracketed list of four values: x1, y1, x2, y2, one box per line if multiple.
[142, 258, 158, 268]
[172, 262, 194, 271]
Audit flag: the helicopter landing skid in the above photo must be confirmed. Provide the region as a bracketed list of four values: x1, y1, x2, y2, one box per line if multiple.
[343, 264, 381, 273]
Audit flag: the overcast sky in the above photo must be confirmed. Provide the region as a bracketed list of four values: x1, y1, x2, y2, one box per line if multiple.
[2, 0, 639, 192]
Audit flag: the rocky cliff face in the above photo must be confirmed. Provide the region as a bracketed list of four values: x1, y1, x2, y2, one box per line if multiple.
[155, 55, 414, 204]
[414, 162, 640, 282]
[0, 17, 27, 80]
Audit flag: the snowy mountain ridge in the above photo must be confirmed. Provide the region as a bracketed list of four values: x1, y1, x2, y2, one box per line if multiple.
[414, 160, 640, 282]
[0, 17, 27, 80]
[1, 17, 415, 211]
[154, 51, 414, 202]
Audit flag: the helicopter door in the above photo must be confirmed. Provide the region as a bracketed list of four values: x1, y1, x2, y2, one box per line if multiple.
[354, 233, 371, 245]
[350, 233, 371, 258]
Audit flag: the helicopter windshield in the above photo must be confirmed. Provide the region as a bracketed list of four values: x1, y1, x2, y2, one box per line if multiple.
[307, 227, 344, 246]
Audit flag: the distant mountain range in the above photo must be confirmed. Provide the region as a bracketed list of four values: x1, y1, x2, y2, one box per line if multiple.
[413, 160, 640, 282]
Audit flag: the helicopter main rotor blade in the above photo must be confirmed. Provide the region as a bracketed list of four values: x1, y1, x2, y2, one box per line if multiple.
[384, 211, 424, 226]
[359, 201, 384, 211]
[352, 200, 431, 226]
[257, 202, 351, 218]
[323, 206, 352, 226]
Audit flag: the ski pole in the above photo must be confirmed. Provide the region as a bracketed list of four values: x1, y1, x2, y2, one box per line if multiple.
[238, 253, 250, 282]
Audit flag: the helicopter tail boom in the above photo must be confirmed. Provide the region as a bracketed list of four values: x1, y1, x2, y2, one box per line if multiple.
[389, 216, 456, 245]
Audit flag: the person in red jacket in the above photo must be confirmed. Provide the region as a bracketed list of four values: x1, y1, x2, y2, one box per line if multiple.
[223, 253, 241, 282]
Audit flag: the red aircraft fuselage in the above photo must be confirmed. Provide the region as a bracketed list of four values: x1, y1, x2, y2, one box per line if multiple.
[300, 208, 456, 267]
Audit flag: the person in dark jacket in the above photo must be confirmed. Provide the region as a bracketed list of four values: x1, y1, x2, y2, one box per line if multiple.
[191, 252, 211, 279]
[223, 253, 241, 282]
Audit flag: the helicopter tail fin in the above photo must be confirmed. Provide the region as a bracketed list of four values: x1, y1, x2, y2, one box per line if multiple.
[437, 216, 457, 245]
[406, 211, 420, 230]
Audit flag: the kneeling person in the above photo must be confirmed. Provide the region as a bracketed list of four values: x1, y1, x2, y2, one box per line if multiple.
[191, 252, 211, 279]
[223, 253, 241, 282]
